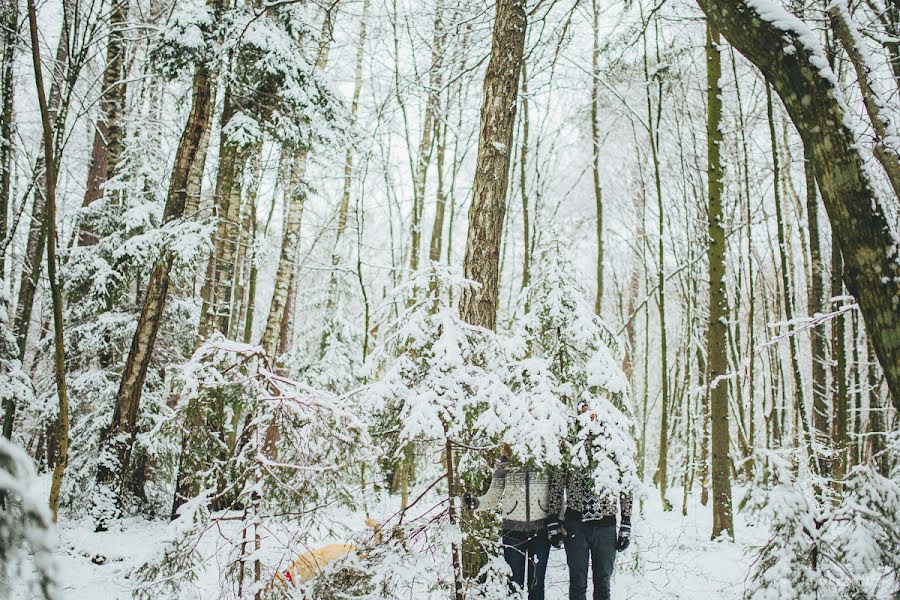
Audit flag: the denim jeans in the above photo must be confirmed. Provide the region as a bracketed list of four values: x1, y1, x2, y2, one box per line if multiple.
[563, 513, 617, 600]
[502, 529, 551, 600]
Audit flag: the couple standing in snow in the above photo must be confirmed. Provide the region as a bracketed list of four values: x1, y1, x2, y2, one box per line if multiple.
[463, 401, 633, 600]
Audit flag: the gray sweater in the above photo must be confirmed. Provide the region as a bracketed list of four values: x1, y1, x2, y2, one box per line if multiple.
[474, 459, 553, 532]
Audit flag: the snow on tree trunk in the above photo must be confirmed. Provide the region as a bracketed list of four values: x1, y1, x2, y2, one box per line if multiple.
[92, 2, 221, 528]
[696, 0, 900, 407]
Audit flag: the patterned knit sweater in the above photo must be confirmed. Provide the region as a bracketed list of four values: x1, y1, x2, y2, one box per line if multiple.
[548, 468, 633, 523]
[474, 459, 553, 532]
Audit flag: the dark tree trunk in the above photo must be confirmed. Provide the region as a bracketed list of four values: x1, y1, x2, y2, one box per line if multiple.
[78, 0, 129, 246]
[696, 0, 900, 410]
[91, 4, 220, 528]
[706, 24, 734, 540]
[0, 0, 17, 273]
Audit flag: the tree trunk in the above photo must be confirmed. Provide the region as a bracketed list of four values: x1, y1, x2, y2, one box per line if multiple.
[518, 62, 531, 292]
[591, 0, 604, 313]
[767, 84, 817, 472]
[706, 25, 733, 540]
[458, 0, 526, 580]
[78, 0, 129, 246]
[831, 243, 849, 483]
[644, 19, 671, 511]
[27, 0, 70, 522]
[3, 16, 69, 440]
[91, 1, 220, 528]
[262, 154, 307, 355]
[261, 15, 337, 356]
[0, 0, 17, 275]
[828, 1, 900, 197]
[805, 158, 828, 444]
[696, 0, 900, 410]
[409, 1, 444, 272]
[458, 0, 526, 333]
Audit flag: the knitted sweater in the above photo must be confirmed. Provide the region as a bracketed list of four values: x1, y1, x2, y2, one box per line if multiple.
[548, 468, 633, 523]
[474, 459, 553, 532]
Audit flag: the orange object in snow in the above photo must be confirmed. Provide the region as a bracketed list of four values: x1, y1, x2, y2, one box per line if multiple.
[275, 519, 382, 588]
[275, 543, 358, 586]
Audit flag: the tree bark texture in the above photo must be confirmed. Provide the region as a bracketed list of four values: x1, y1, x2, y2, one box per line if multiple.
[92, 5, 220, 528]
[27, 0, 70, 522]
[78, 0, 129, 246]
[696, 0, 900, 410]
[705, 25, 733, 540]
[459, 0, 526, 332]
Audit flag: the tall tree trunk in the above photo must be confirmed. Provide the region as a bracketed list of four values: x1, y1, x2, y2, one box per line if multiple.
[831, 242, 849, 483]
[0, 0, 17, 275]
[696, 0, 900, 409]
[3, 15, 69, 440]
[458, 0, 526, 333]
[92, 0, 221, 529]
[27, 0, 69, 523]
[458, 0, 526, 581]
[706, 24, 733, 540]
[260, 13, 337, 356]
[805, 158, 828, 446]
[644, 19, 671, 511]
[518, 61, 532, 293]
[591, 0, 604, 313]
[78, 0, 129, 246]
[409, 1, 444, 272]
[428, 117, 447, 263]
[767, 84, 817, 472]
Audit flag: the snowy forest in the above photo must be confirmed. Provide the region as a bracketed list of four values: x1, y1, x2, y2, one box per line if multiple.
[0, 0, 898, 597]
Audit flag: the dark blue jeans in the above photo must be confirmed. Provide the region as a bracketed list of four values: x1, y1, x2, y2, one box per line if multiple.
[502, 529, 551, 600]
[563, 513, 617, 600]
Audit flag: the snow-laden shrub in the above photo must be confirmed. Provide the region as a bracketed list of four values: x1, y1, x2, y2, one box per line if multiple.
[299, 516, 511, 600]
[513, 243, 638, 503]
[134, 335, 366, 599]
[0, 438, 58, 600]
[744, 449, 900, 599]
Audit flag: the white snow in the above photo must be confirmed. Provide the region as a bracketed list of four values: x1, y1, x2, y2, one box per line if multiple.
[21, 486, 765, 599]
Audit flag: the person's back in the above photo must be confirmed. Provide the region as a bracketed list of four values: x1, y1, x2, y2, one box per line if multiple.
[464, 447, 554, 600]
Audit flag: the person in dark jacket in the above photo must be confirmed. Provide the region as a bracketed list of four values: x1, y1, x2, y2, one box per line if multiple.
[463, 444, 554, 600]
[547, 402, 633, 600]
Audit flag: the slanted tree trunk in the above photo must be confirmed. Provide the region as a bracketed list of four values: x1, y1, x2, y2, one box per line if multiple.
[828, 1, 900, 197]
[706, 24, 733, 540]
[261, 13, 336, 356]
[696, 0, 900, 410]
[27, 0, 69, 523]
[4, 15, 69, 440]
[92, 0, 221, 529]
[78, 0, 129, 246]
[458, 0, 526, 333]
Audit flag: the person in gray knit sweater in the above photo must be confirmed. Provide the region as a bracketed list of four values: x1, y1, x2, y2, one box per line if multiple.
[548, 401, 633, 600]
[462, 444, 553, 600]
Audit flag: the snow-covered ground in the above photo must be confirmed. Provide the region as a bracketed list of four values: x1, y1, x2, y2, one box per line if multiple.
[33, 487, 764, 599]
